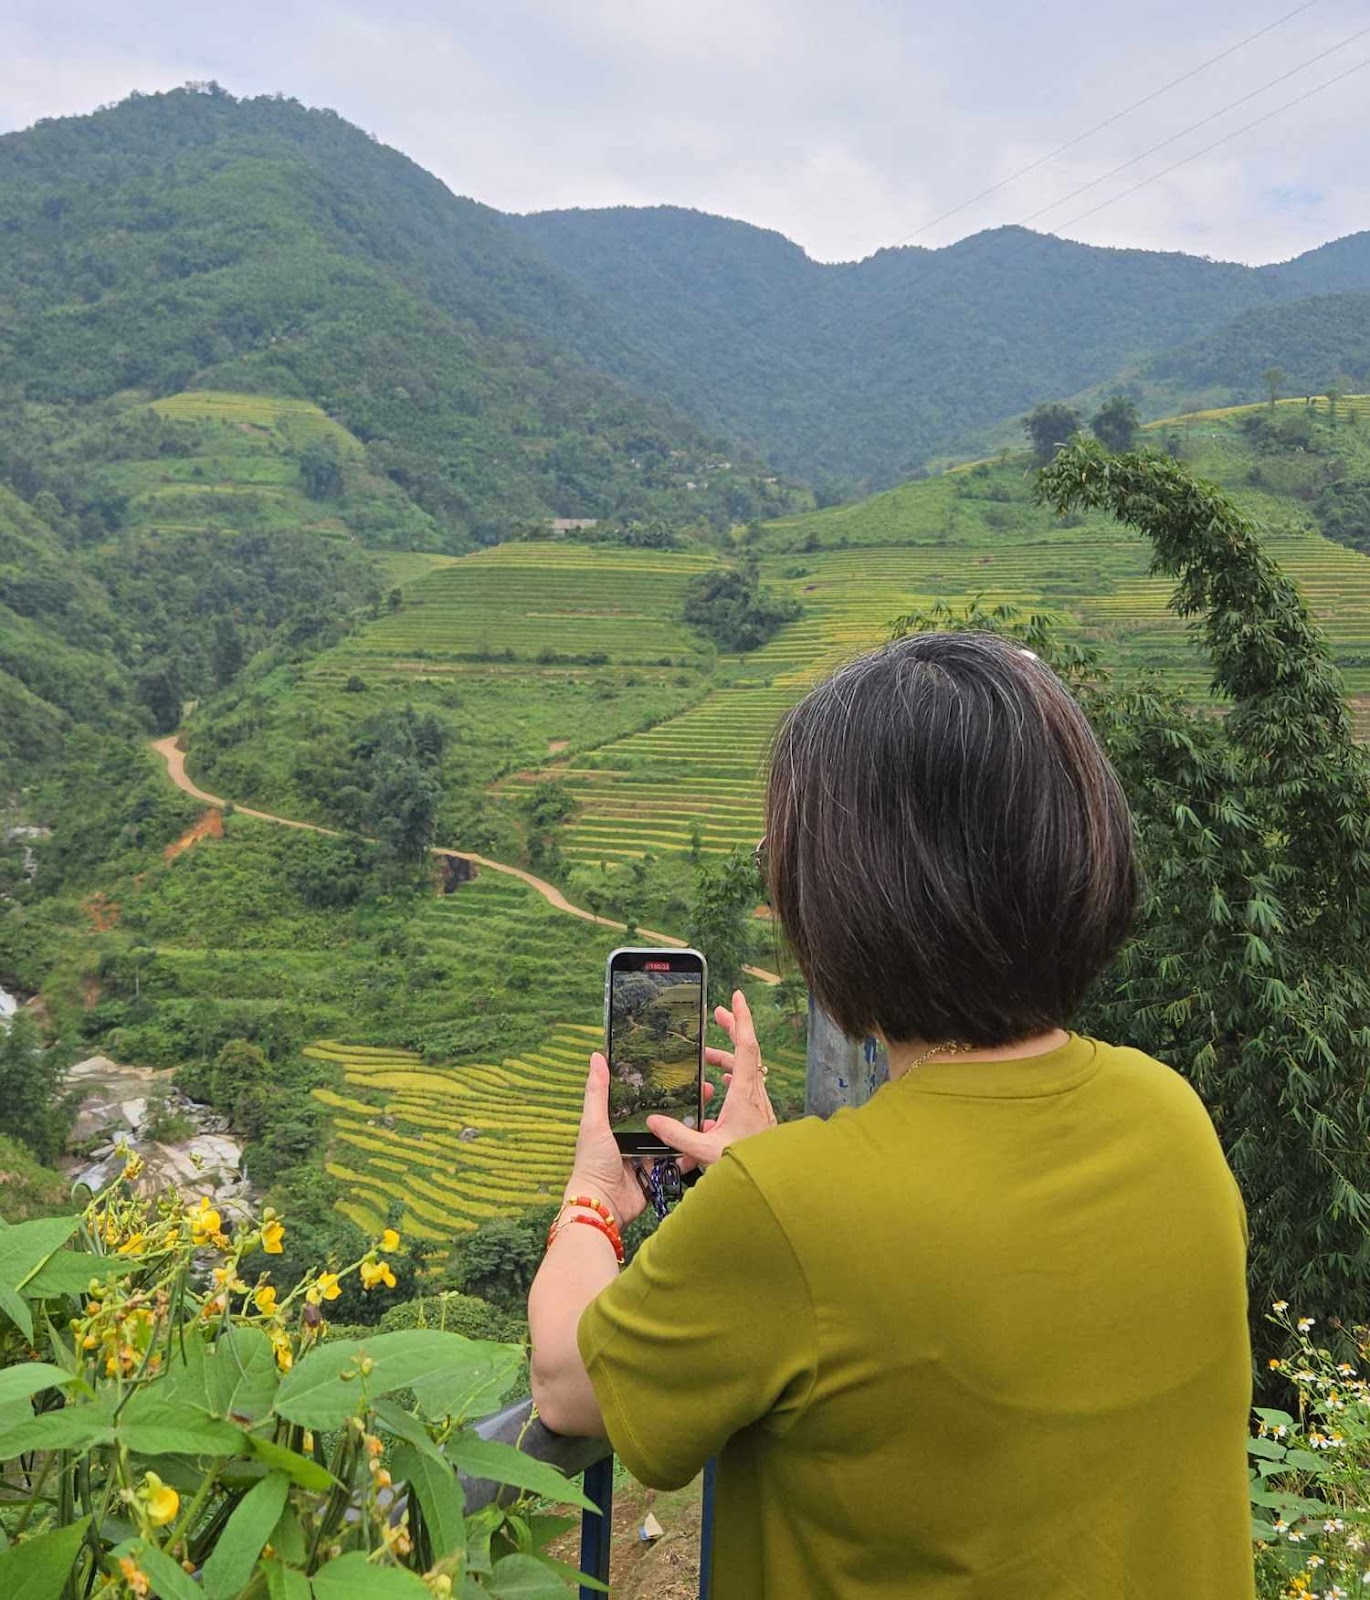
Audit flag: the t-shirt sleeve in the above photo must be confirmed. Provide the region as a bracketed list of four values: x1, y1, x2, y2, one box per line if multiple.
[576, 1147, 816, 1490]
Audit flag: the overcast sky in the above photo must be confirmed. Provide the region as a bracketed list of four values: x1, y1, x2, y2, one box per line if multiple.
[2, 0, 1367, 265]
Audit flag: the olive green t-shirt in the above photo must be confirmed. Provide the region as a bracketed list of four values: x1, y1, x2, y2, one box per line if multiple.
[578, 1034, 1254, 1598]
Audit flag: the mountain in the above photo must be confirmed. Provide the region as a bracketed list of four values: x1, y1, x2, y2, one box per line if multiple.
[1137, 292, 1370, 404]
[0, 86, 799, 544]
[510, 208, 1370, 488]
[0, 391, 391, 776]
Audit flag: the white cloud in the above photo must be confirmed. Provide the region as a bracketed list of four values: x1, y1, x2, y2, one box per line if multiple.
[1, 0, 1367, 264]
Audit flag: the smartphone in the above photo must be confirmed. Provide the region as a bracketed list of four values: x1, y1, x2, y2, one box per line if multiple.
[604, 946, 707, 1156]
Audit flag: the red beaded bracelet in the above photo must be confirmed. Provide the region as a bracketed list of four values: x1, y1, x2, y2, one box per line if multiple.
[546, 1212, 624, 1264]
[563, 1194, 617, 1229]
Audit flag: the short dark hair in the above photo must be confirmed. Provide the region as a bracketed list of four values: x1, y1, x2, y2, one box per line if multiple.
[764, 632, 1136, 1046]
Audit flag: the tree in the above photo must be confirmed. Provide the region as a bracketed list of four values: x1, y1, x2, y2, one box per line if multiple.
[1022, 403, 1082, 467]
[1090, 394, 1140, 454]
[298, 437, 345, 500]
[687, 846, 762, 1005]
[211, 615, 245, 687]
[1325, 381, 1345, 429]
[446, 1211, 557, 1313]
[0, 1012, 75, 1165]
[682, 567, 802, 653]
[1031, 437, 1370, 1328]
[1262, 366, 1286, 412]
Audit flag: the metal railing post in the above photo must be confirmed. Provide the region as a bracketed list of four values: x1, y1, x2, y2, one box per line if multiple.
[806, 994, 885, 1117]
[578, 1454, 614, 1596]
[698, 1456, 718, 1599]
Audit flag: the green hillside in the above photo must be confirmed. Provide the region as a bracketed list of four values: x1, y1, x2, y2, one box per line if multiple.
[0, 86, 801, 543]
[0, 387, 429, 780]
[179, 395, 1370, 903]
[511, 208, 1370, 488]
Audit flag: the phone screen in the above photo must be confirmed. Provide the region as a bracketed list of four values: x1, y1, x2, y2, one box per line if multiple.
[606, 948, 705, 1154]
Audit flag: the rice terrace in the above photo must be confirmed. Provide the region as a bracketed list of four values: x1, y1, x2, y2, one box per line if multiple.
[148, 392, 1370, 1246]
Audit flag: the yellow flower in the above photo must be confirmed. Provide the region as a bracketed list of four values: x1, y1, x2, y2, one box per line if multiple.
[271, 1330, 294, 1372]
[380, 1228, 400, 1252]
[254, 1285, 278, 1315]
[116, 1232, 145, 1256]
[305, 1272, 342, 1305]
[190, 1197, 223, 1246]
[360, 1259, 397, 1292]
[119, 1556, 151, 1597]
[143, 1471, 180, 1528]
[122, 1152, 144, 1181]
[262, 1219, 285, 1255]
[212, 1265, 247, 1294]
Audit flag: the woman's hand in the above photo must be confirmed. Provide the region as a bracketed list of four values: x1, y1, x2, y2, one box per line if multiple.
[647, 989, 778, 1169]
[563, 1053, 649, 1225]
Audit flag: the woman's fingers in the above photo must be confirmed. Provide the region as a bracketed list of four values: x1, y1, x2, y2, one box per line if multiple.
[644, 1113, 716, 1166]
[704, 1045, 734, 1069]
[701, 1080, 717, 1107]
[729, 990, 762, 1078]
[580, 1053, 611, 1133]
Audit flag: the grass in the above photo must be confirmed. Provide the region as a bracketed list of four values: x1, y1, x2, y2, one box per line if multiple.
[99, 389, 438, 548]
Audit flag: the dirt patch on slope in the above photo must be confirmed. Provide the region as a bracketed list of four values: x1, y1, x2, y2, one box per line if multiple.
[85, 893, 120, 931]
[165, 808, 225, 861]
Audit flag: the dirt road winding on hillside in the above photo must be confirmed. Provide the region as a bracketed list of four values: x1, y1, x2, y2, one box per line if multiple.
[151, 737, 781, 982]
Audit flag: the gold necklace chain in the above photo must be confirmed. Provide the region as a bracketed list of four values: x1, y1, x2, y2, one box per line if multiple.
[906, 1040, 974, 1072]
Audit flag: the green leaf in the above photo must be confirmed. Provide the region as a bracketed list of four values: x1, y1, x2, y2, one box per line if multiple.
[410, 1342, 523, 1425]
[1246, 1435, 1286, 1460]
[463, 1506, 500, 1577]
[1253, 1407, 1296, 1429]
[393, 1444, 465, 1561]
[276, 1331, 505, 1430]
[0, 1517, 92, 1600]
[371, 1399, 444, 1461]
[118, 1397, 247, 1458]
[534, 1554, 606, 1594]
[205, 1326, 279, 1424]
[22, 1253, 110, 1301]
[309, 1553, 431, 1600]
[200, 1472, 291, 1600]
[0, 1215, 83, 1289]
[487, 1553, 580, 1599]
[0, 1362, 77, 1408]
[3, 1398, 116, 1457]
[114, 1539, 204, 1600]
[264, 1558, 310, 1600]
[443, 1435, 594, 1512]
[0, 1281, 33, 1340]
[1281, 1448, 1326, 1472]
[248, 1435, 334, 1492]
[267, 1506, 308, 1568]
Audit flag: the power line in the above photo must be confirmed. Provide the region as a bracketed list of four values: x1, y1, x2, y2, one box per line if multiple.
[879, 0, 1323, 250]
[1054, 51, 1370, 234]
[852, 52, 1370, 337]
[1017, 21, 1370, 227]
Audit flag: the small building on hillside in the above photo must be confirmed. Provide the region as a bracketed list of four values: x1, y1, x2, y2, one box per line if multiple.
[550, 517, 599, 533]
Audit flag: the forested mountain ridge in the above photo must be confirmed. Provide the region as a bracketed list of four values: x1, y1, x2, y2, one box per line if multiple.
[7, 85, 1370, 523]
[0, 85, 799, 542]
[511, 207, 1370, 488]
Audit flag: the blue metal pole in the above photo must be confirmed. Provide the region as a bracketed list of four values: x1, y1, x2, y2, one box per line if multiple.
[698, 1457, 718, 1600]
[579, 1454, 614, 1598]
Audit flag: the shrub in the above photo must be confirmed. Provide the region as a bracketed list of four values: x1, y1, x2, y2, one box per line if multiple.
[1251, 1305, 1370, 1596]
[0, 1176, 593, 1595]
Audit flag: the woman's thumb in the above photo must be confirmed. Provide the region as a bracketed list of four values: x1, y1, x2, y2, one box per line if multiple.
[645, 1113, 713, 1164]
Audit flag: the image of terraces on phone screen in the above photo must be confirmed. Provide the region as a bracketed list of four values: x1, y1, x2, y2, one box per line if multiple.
[605, 947, 706, 1155]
